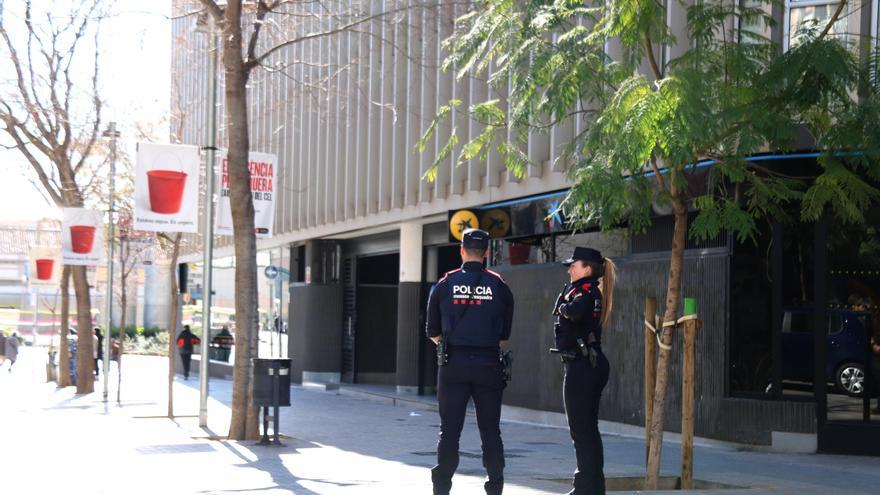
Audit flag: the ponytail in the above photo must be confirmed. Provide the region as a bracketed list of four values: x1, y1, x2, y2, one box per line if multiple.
[599, 258, 616, 327]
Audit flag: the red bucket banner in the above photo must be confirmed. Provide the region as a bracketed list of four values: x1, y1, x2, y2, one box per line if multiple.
[35, 258, 54, 280]
[61, 207, 104, 266]
[134, 142, 199, 233]
[30, 246, 61, 285]
[216, 150, 277, 238]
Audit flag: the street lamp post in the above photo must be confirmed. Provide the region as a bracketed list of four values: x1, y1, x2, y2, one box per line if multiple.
[102, 122, 120, 401]
[198, 12, 219, 428]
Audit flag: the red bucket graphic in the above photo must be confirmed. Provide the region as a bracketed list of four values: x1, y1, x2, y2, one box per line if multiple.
[147, 170, 188, 214]
[70, 225, 96, 254]
[35, 258, 54, 280]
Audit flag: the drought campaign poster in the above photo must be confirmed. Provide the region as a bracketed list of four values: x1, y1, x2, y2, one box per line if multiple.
[134, 142, 200, 233]
[61, 208, 105, 266]
[216, 150, 277, 238]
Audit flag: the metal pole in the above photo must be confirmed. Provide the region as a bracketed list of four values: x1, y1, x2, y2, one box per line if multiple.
[103, 121, 118, 401]
[199, 15, 218, 428]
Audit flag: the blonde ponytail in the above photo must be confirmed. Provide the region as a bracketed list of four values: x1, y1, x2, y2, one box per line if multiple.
[599, 257, 616, 327]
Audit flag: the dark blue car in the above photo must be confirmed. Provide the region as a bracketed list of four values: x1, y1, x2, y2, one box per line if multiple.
[782, 308, 871, 397]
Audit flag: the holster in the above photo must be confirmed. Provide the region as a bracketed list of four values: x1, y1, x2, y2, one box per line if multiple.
[436, 339, 448, 366]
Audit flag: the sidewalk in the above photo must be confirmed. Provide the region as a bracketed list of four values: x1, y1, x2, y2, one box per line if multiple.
[1, 347, 878, 494]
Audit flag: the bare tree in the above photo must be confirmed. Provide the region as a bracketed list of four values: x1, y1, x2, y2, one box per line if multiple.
[158, 232, 183, 418]
[0, 0, 109, 393]
[192, 0, 435, 441]
[57, 266, 72, 387]
[113, 214, 152, 402]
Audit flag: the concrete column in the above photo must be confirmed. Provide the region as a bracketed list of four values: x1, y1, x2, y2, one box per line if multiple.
[396, 222, 423, 394]
[143, 262, 171, 330]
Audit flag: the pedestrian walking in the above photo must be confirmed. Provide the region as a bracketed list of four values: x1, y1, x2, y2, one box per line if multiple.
[5, 331, 20, 373]
[426, 228, 514, 495]
[551, 247, 617, 495]
[176, 325, 200, 380]
[93, 327, 104, 377]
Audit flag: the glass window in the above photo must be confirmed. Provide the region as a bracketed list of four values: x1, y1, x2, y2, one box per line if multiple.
[739, 0, 773, 43]
[490, 236, 554, 266]
[787, 1, 856, 48]
[555, 229, 629, 261]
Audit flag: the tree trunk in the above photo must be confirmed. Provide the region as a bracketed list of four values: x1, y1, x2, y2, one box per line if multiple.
[57, 266, 71, 387]
[73, 265, 94, 394]
[117, 284, 126, 404]
[645, 195, 688, 488]
[167, 233, 182, 418]
[223, 2, 260, 441]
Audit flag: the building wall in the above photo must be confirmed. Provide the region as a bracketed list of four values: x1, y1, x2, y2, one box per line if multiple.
[496, 252, 815, 445]
[170, 2, 570, 259]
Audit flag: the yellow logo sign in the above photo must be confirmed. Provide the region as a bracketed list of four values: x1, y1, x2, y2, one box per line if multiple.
[480, 208, 510, 239]
[449, 210, 479, 241]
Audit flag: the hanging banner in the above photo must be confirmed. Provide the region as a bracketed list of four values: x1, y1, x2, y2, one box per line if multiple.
[29, 247, 61, 286]
[216, 150, 276, 237]
[134, 142, 200, 233]
[61, 208, 104, 266]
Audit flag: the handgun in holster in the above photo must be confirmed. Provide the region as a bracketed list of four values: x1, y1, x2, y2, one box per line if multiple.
[577, 337, 598, 368]
[436, 338, 448, 366]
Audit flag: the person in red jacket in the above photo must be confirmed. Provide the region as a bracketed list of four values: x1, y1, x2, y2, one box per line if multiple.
[176, 325, 200, 380]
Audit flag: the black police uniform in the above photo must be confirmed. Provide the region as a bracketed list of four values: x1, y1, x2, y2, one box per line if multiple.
[554, 247, 610, 495]
[426, 229, 514, 495]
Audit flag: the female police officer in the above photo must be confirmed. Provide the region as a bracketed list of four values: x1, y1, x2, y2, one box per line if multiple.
[553, 246, 616, 495]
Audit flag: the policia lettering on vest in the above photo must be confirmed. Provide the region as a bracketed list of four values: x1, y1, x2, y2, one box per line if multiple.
[426, 228, 514, 495]
[553, 247, 617, 495]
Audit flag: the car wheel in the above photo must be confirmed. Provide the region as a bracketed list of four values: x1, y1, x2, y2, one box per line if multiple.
[836, 363, 865, 397]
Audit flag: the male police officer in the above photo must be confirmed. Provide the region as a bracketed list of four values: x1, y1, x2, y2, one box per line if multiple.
[426, 228, 514, 495]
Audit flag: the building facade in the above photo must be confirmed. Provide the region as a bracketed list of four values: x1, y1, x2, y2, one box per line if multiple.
[170, 1, 880, 454]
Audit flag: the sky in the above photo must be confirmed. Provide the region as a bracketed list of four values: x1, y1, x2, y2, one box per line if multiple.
[0, 0, 172, 223]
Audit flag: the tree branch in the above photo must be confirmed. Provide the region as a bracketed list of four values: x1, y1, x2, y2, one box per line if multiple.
[643, 31, 663, 81]
[197, 0, 224, 24]
[818, 0, 847, 41]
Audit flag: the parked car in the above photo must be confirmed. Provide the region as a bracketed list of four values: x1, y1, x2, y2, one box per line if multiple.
[782, 308, 872, 397]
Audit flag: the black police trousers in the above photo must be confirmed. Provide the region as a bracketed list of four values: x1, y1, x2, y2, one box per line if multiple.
[563, 348, 610, 495]
[432, 348, 505, 495]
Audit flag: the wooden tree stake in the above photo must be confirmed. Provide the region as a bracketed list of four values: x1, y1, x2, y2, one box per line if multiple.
[644, 296, 657, 466]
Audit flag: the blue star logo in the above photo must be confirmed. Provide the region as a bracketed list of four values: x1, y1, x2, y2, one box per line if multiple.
[547, 200, 564, 230]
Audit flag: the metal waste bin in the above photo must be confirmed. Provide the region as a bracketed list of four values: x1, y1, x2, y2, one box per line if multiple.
[253, 358, 291, 406]
[253, 358, 291, 445]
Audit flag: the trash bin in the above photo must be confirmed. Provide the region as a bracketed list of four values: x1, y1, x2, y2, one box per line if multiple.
[253, 358, 291, 407]
[253, 358, 291, 446]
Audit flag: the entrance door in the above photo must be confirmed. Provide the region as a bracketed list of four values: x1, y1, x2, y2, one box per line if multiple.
[353, 253, 399, 384]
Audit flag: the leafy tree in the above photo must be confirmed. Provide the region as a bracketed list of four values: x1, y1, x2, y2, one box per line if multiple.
[422, 0, 880, 486]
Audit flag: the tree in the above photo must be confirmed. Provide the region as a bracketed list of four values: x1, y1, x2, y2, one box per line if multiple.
[0, 0, 112, 394]
[113, 214, 152, 402]
[158, 232, 183, 418]
[193, 0, 430, 440]
[58, 265, 72, 387]
[422, 0, 880, 487]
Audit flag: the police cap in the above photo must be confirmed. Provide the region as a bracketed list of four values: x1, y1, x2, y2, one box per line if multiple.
[561, 246, 604, 266]
[461, 228, 490, 250]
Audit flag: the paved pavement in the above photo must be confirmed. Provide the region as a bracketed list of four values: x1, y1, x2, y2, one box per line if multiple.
[1, 347, 878, 494]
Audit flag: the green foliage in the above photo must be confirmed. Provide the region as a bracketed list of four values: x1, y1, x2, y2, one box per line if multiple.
[109, 326, 164, 340]
[419, 0, 880, 243]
